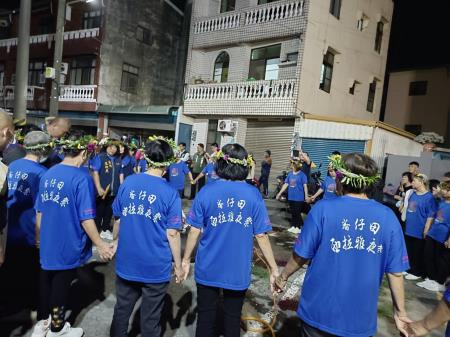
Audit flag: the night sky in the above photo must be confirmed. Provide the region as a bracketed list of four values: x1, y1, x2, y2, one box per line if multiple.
[388, 0, 450, 71]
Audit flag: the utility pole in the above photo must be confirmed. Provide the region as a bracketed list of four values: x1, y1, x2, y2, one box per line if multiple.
[13, 0, 32, 122]
[49, 0, 66, 116]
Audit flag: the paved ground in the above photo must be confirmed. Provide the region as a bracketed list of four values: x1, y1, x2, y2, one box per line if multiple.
[0, 199, 446, 336]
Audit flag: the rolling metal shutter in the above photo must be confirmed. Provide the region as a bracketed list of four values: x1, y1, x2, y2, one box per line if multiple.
[300, 138, 366, 177]
[245, 120, 295, 186]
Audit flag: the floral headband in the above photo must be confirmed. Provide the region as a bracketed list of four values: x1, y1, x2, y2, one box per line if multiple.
[216, 150, 254, 168]
[99, 137, 121, 147]
[329, 154, 380, 188]
[24, 140, 55, 151]
[143, 135, 178, 168]
[58, 135, 98, 152]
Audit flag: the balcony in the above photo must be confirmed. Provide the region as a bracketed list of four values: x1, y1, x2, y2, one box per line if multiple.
[183, 79, 297, 116]
[0, 85, 43, 101]
[192, 0, 305, 49]
[59, 85, 97, 103]
[0, 28, 100, 53]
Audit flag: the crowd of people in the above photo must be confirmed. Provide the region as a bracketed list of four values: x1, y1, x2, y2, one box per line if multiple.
[0, 109, 449, 337]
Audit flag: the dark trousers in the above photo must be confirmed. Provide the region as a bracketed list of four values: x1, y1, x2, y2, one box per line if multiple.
[191, 172, 205, 199]
[424, 236, 450, 284]
[111, 276, 169, 337]
[299, 320, 339, 337]
[259, 175, 269, 196]
[195, 284, 246, 337]
[289, 201, 305, 228]
[405, 235, 426, 277]
[95, 195, 114, 232]
[39, 269, 76, 331]
[0, 246, 40, 315]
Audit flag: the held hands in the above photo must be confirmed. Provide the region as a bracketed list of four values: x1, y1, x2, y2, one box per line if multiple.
[97, 187, 106, 197]
[445, 238, 450, 249]
[97, 241, 115, 261]
[181, 259, 191, 281]
[401, 319, 429, 337]
[274, 272, 288, 293]
[395, 312, 413, 337]
[174, 264, 184, 284]
[269, 269, 282, 294]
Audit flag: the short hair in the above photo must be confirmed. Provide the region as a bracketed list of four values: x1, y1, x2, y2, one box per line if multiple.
[211, 142, 219, 148]
[17, 124, 42, 142]
[198, 143, 205, 149]
[331, 151, 341, 156]
[47, 116, 71, 128]
[144, 139, 174, 167]
[24, 131, 50, 157]
[429, 179, 440, 192]
[265, 150, 271, 156]
[62, 130, 86, 157]
[409, 161, 420, 167]
[413, 173, 428, 186]
[401, 172, 413, 183]
[216, 143, 249, 181]
[444, 172, 450, 178]
[339, 153, 379, 195]
[440, 181, 450, 191]
[290, 159, 302, 172]
[179, 142, 186, 147]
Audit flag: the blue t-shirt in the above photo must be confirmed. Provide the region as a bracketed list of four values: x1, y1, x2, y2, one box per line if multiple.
[202, 163, 219, 184]
[294, 196, 409, 337]
[167, 161, 190, 190]
[7, 159, 47, 247]
[36, 164, 96, 270]
[112, 174, 182, 283]
[321, 176, 337, 200]
[285, 171, 308, 201]
[405, 192, 438, 239]
[120, 155, 137, 178]
[187, 180, 272, 290]
[428, 202, 450, 244]
[138, 158, 148, 173]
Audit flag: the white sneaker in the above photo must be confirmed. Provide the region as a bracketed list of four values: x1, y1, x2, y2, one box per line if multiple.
[30, 317, 50, 337]
[293, 227, 302, 234]
[103, 230, 113, 241]
[416, 279, 432, 289]
[404, 273, 421, 280]
[99, 231, 107, 239]
[422, 280, 446, 292]
[287, 226, 296, 233]
[46, 322, 84, 337]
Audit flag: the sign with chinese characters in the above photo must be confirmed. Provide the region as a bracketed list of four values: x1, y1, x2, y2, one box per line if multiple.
[209, 198, 253, 228]
[121, 190, 162, 224]
[8, 170, 31, 196]
[40, 179, 69, 207]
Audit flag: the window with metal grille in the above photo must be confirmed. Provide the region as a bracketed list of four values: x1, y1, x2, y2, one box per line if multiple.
[28, 60, 45, 86]
[329, 0, 341, 19]
[69, 56, 96, 85]
[213, 52, 230, 83]
[82, 10, 101, 29]
[367, 80, 377, 112]
[374, 21, 384, 53]
[409, 81, 428, 96]
[136, 26, 152, 45]
[248, 44, 281, 80]
[319, 51, 334, 93]
[220, 0, 235, 13]
[121, 63, 139, 94]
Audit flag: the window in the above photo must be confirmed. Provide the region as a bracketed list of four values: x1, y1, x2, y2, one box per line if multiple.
[248, 44, 281, 81]
[286, 52, 299, 62]
[207, 120, 221, 146]
[213, 52, 230, 83]
[356, 15, 369, 32]
[69, 56, 96, 85]
[366, 80, 377, 112]
[349, 81, 357, 95]
[28, 60, 45, 86]
[374, 21, 384, 53]
[121, 63, 139, 94]
[319, 51, 334, 93]
[39, 17, 54, 34]
[136, 26, 152, 45]
[329, 0, 341, 19]
[409, 81, 428, 96]
[405, 124, 422, 135]
[82, 10, 102, 29]
[220, 0, 235, 13]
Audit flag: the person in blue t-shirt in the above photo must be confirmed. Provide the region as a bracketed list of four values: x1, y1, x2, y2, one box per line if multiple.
[192, 159, 220, 185]
[404, 174, 438, 281]
[419, 181, 450, 292]
[310, 165, 338, 202]
[110, 137, 183, 337]
[166, 159, 193, 198]
[2, 131, 49, 319]
[406, 283, 450, 336]
[182, 144, 279, 337]
[275, 153, 411, 337]
[119, 143, 137, 183]
[34, 131, 114, 337]
[276, 159, 310, 234]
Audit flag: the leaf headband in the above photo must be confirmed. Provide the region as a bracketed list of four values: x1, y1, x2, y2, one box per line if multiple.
[24, 140, 55, 151]
[216, 150, 255, 168]
[143, 135, 178, 168]
[99, 137, 121, 147]
[58, 135, 98, 152]
[328, 154, 380, 188]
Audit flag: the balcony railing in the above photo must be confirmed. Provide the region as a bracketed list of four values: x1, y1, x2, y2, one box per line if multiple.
[59, 85, 97, 103]
[193, 0, 304, 34]
[0, 86, 43, 101]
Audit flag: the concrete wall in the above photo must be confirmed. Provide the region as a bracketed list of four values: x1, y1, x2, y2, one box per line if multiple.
[97, 0, 185, 106]
[384, 67, 450, 147]
[297, 0, 393, 120]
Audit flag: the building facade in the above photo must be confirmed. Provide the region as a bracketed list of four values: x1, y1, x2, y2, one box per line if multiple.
[180, 0, 420, 178]
[0, 0, 186, 138]
[384, 66, 450, 147]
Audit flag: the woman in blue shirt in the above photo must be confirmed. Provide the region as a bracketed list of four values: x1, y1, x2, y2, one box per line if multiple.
[182, 144, 279, 337]
[274, 153, 411, 337]
[34, 131, 114, 337]
[310, 165, 338, 202]
[110, 136, 183, 337]
[119, 143, 137, 183]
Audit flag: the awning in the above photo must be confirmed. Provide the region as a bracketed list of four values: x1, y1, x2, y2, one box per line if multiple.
[97, 105, 179, 116]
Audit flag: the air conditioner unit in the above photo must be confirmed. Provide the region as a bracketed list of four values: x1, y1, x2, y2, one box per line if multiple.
[0, 20, 9, 28]
[61, 62, 69, 75]
[217, 120, 234, 132]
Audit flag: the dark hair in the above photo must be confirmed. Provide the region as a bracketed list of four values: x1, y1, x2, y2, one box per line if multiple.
[198, 143, 205, 149]
[179, 142, 186, 147]
[409, 161, 420, 167]
[63, 130, 86, 157]
[331, 151, 341, 156]
[429, 179, 440, 192]
[338, 153, 379, 195]
[211, 142, 219, 148]
[216, 143, 249, 181]
[121, 144, 130, 158]
[144, 139, 174, 166]
[19, 123, 42, 136]
[401, 171, 413, 183]
[444, 172, 450, 178]
[265, 150, 271, 156]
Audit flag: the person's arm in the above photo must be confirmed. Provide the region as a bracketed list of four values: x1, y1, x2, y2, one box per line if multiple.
[35, 211, 42, 248]
[188, 172, 194, 183]
[303, 183, 310, 203]
[255, 233, 280, 292]
[311, 188, 324, 201]
[119, 173, 124, 184]
[0, 224, 7, 267]
[81, 219, 114, 261]
[192, 172, 205, 184]
[181, 226, 202, 280]
[275, 252, 308, 290]
[387, 272, 412, 336]
[167, 228, 183, 283]
[406, 296, 450, 336]
[423, 217, 434, 238]
[276, 183, 289, 200]
[92, 171, 105, 196]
